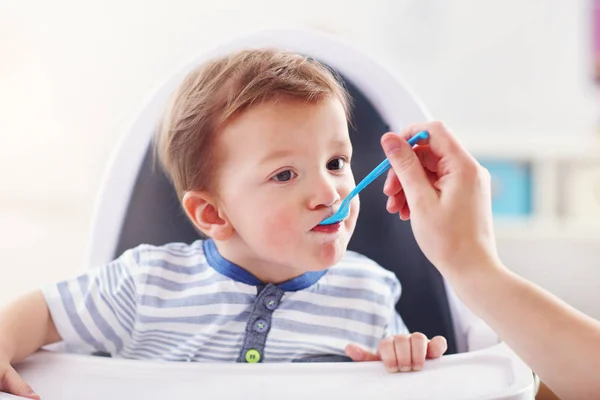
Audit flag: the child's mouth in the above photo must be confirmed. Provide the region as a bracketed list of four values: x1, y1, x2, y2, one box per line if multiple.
[311, 222, 341, 233]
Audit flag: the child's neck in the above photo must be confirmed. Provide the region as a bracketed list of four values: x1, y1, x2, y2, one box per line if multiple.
[213, 239, 307, 284]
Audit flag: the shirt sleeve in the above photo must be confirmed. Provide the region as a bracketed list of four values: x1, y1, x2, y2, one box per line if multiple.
[42, 247, 141, 355]
[384, 311, 409, 336]
[383, 274, 409, 336]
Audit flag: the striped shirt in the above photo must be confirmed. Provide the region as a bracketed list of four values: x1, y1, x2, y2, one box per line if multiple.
[43, 239, 407, 363]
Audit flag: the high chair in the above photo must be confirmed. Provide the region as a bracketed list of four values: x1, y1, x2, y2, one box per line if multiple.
[5, 29, 535, 400]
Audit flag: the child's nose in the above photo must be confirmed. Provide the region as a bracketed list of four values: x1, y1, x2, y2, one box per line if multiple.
[308, 176, 341, 210]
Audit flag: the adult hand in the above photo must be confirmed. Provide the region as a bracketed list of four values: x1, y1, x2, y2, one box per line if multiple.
[382, 121, 502, 281]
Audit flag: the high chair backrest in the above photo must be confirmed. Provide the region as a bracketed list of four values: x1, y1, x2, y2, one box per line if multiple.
[86, 29, 467, 355]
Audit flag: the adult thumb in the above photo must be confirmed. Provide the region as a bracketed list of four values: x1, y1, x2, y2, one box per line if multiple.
[381, 133, 435, 207]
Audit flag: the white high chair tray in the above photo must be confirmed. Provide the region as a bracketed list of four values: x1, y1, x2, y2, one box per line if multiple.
[2, 343, 533, 400]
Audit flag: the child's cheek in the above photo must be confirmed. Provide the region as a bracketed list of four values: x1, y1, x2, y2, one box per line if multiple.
[259, 207, 297, 248]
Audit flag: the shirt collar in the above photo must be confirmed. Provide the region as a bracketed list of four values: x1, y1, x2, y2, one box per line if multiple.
[203, 239, 327, 291]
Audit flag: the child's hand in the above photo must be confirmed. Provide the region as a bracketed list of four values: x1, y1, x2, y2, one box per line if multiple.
[345, 333, 447, 372]
[0, 359, 39, 399]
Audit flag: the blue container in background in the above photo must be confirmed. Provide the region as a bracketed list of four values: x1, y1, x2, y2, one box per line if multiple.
[478, 160, 533, 217]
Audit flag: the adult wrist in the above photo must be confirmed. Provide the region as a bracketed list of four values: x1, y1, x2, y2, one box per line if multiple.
[445, 255, 508, 297]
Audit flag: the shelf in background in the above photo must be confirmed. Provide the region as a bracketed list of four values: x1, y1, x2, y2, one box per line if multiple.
[457, 133, 600, 242]
[494, 218, 600, 242]
[460, 133, 600, 160]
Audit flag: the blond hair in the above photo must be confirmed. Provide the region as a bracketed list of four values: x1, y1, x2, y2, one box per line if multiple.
[156, 48, 352, 198]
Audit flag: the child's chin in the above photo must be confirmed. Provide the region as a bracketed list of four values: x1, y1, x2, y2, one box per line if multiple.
[313, 242, 346, 269]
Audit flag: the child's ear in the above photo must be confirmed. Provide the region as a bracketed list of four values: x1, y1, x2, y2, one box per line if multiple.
[182, 191, 234, 241]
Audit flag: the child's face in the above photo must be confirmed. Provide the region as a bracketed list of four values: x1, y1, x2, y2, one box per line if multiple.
[215, 98, 358, 276]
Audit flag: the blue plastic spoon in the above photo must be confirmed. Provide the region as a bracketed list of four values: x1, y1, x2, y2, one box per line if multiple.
[319, 130, 429, 226]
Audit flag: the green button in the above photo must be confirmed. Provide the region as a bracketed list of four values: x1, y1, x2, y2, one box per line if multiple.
[245, 349, 261, 363]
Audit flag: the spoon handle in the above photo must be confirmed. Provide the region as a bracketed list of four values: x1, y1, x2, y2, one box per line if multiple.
[345, 130, 429, 202]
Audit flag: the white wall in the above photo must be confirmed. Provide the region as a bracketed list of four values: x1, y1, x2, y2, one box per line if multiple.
[1, 0, 599, 317]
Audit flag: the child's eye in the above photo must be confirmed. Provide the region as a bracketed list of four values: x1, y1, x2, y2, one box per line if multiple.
[327, 158, 346, 171]
[272, 170, 297, 182]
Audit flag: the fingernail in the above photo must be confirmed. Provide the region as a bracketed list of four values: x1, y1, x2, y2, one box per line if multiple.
[382, 135, 402, 155]
[412, 365, 423, 371]
[386, 365, 399, 373]
[386, 196, 392, 210]
[399, 366, 412, 372]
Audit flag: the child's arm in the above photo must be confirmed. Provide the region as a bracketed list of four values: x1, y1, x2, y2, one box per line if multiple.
[0, 290, 62, 398]
[0, 290, 61, 362]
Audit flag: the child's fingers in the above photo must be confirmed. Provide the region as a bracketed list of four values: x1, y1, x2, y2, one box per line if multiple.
[377, 336, 398, 373]
[426, 336, 448, 359]
[344, 343, 380, 362]
[409, 333, 428, 371]
[392, 335, 412, 372]
[2, 366, 40, 399]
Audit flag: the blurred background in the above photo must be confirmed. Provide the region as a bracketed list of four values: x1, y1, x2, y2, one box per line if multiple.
[1, 0, 599, 317]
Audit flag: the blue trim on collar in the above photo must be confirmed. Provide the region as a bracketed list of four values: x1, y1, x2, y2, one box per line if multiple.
[203, 239, 327, 291]
[203, 239, 262, 286]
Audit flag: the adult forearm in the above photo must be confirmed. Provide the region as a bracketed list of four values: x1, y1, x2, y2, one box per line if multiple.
[450, 264, 600, 399]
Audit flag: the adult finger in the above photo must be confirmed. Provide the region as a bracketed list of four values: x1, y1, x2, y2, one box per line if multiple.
[381, 133, 436, 209]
